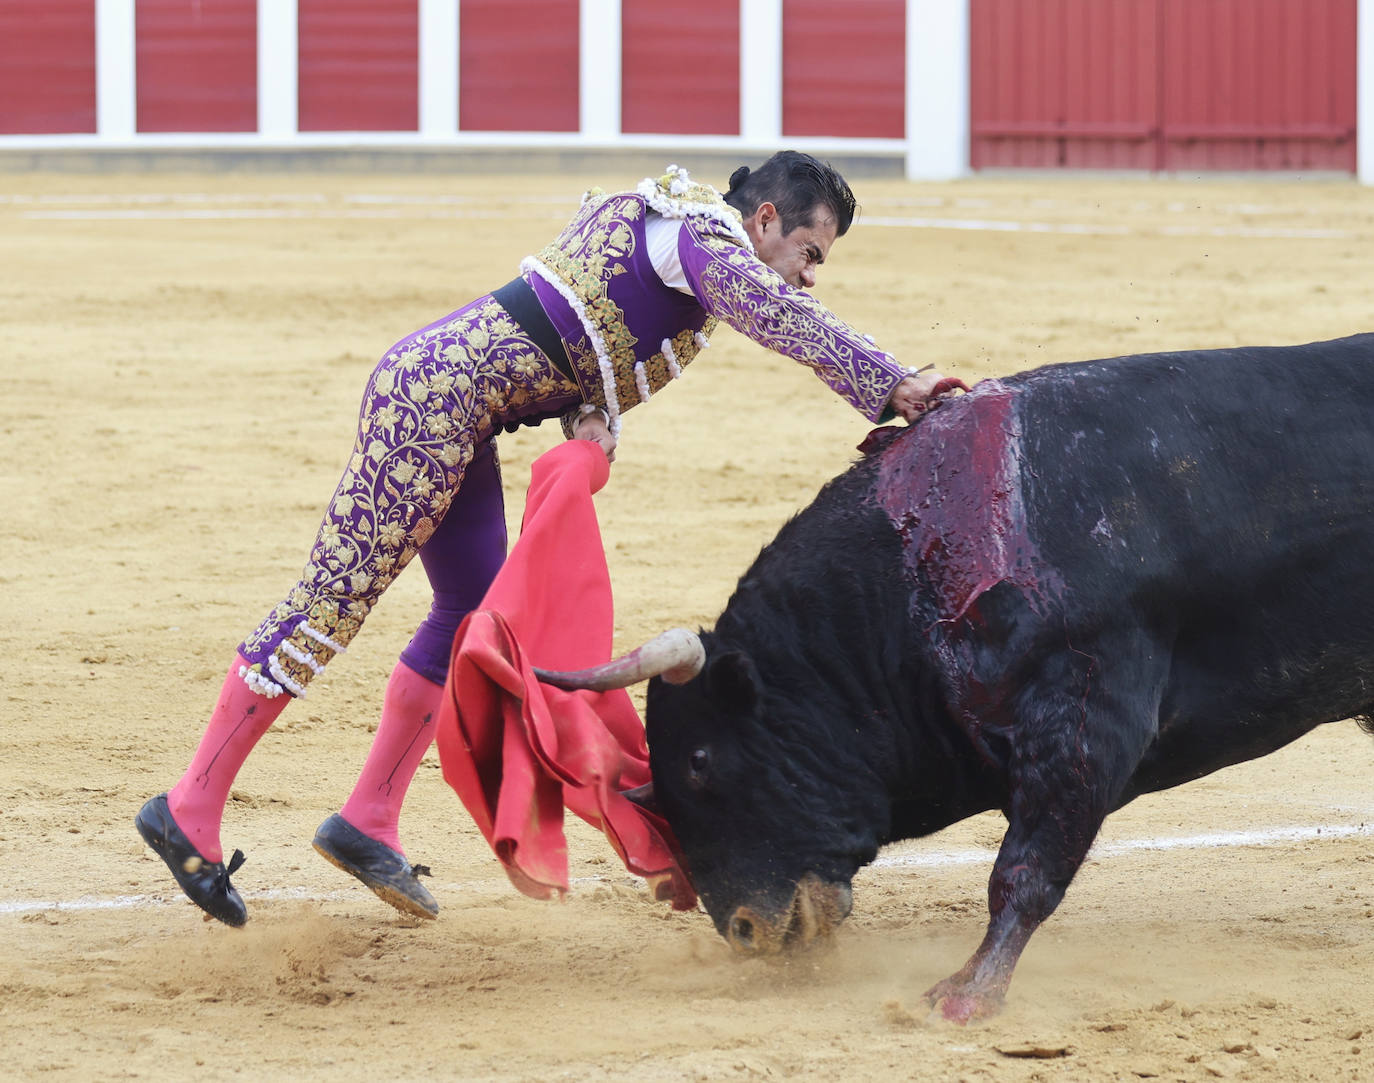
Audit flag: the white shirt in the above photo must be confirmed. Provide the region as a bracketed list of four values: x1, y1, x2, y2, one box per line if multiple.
[644, 213, 694, 296]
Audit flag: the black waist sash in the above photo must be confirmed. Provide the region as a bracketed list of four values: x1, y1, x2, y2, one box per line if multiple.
[490, 276, 575, 383]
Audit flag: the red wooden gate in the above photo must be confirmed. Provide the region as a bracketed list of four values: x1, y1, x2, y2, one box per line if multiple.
[136, 0, 258, 133]
[298, 0, 419, 132]
[459, 0, 579, 132]
[622, 0, 739, 135]
[971, 0, 1357, 172]
[782, 0, 906, 139]
[0, 0, 95, 135]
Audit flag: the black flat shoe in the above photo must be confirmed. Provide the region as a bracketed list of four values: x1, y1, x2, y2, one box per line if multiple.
[312, 813, 438, 919]
[135, 793, 247, 927]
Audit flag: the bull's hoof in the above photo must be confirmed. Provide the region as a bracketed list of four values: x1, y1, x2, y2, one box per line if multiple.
[924, 980, 1006, 1024]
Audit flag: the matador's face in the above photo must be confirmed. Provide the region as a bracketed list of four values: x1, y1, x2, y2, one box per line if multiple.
[744, 201, 839, 290]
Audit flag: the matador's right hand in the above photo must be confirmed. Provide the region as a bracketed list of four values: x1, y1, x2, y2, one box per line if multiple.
[572, 413, 617, 463]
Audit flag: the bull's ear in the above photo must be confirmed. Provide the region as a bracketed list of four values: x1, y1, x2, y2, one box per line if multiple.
[706, 650, 762, 713]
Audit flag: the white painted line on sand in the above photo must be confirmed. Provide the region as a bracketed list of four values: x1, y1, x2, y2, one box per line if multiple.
[5, 196, 1360, 239]
[859, 215, 1357, 240]
[860, 215, 1130, 236]
[873, 820, 1374, 870]
[17, 207, 543, 221]
[3, 820, 1369, 917]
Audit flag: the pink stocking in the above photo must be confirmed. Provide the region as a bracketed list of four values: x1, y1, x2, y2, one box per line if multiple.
[167, 653, 289, 863]
[339, 660, 444, 854]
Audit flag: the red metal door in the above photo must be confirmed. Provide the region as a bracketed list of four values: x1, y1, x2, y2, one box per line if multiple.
[459, 0, 579, 132]
[298, 0, 419, 132]
[782, 0, 905, 139]
[1159, 0, 1356, 171]
[971, 0, 1159, 169]
[136, 0, 258, 133]
[622, 0, 739, 135]
[970, 0, 1357, 172]
[0, 0, 95, 135]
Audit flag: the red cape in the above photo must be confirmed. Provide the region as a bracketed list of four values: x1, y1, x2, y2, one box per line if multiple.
[434, 440, 696, 910]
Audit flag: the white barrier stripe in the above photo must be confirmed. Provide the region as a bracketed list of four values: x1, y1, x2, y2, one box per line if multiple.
[872, 820, 1374, 871]
[3, 820, 1370, 917]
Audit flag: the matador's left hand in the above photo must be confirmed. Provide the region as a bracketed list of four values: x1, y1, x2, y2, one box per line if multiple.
[888, 369, 969, 422]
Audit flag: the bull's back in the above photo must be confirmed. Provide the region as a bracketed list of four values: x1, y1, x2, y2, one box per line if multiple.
[1009, 333, 1374, 785]
[1013, 333, 1374, 583]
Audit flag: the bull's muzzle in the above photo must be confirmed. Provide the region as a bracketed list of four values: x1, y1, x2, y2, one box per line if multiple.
[724, 874, 853, 956]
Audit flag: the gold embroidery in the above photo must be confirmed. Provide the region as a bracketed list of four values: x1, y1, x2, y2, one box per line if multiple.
[241, 296, 578, 694]
[533, 191, 721, 417]
[692, 235, 903, 421]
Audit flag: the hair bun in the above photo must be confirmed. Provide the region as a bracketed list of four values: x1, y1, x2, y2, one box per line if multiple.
[727, 165, 750, 192]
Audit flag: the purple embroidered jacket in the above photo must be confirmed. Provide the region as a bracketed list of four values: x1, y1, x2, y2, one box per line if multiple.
[521, 169, 910, 435]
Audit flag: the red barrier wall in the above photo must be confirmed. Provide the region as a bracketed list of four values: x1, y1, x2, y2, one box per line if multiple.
[782, 0, 905, 139]
[0, 0, 96, 135]
[1159, 0, 1356, 172]
[136, 0, 257, 133]
[971, 0, 1158, 169]
[4, 0, 1361, 174]
[298, 0, 419, 132]
[972, 0, 1357, 171]
[459, 0, 579, 132]
[621, 0, 739, 135]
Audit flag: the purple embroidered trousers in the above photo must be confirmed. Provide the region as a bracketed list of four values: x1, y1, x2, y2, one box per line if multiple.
[238, 292, 581, 697]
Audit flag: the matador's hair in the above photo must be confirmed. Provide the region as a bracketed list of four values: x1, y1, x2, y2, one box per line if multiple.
[722, 151, 858, 237]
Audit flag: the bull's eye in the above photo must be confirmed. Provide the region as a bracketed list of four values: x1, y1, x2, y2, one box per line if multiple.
[687, 747, 710, 789]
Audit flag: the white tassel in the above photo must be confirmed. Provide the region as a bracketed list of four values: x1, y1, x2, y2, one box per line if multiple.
[239, 664, 285, 699]
[300, 623, 346, 654]
[282, 640, 326, 675]
[635, 172, 755, 253]
[662, 338, 682, 380]
[267, 655, 308, 699]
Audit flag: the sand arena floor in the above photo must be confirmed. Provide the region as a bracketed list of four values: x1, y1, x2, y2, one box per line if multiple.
[2, 164, 1374, 1082]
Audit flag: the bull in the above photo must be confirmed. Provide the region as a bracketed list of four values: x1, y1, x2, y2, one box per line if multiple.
[537, 332, 1374, 1022]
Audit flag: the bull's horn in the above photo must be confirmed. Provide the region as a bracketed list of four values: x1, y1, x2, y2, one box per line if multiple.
[620, 782, 660, 814]
[533, 627, 705, 690]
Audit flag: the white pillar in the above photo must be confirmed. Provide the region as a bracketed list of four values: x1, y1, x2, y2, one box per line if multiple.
[95, 0, 136, 138]
[257, 0, 298, 137]
[1360, 0, 1374, 184]
[420, 0, 459, 135]
[740, 0, 783, 143]
[580, 0, 622, 139]
[906, 0, 972, 180]
[905, 0, 969, 179]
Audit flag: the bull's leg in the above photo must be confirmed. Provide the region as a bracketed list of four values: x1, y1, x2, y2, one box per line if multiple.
[925, 812, 1094, 1023]
[927, 656, 1160, 1023]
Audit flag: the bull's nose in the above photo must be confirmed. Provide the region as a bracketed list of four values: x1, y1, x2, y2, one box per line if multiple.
[726, 907, 769, 954]
[729, 912, 758, 950]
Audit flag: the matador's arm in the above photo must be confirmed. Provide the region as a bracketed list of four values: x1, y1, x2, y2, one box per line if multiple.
[678, 219, 911, 422]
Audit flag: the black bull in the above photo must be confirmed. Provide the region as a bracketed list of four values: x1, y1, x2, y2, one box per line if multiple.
[544, 332, 1374, 1022]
